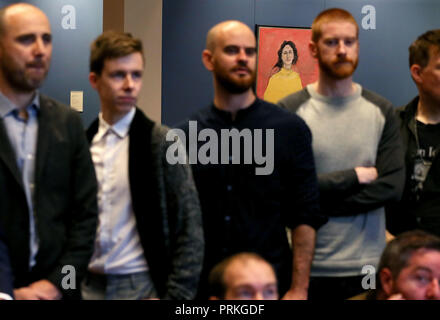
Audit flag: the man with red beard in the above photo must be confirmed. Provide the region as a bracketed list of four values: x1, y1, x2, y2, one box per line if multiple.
[178, 20, 327, 299]
[0, 3, 98, 299]
[279, 8, 405, 300]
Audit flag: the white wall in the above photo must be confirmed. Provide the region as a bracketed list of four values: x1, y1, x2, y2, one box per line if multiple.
[125, 0, 162, 123]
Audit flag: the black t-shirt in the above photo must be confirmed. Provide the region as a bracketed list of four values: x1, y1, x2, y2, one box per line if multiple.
[387, 99, 440, 237]
[409, 121, 440, 200]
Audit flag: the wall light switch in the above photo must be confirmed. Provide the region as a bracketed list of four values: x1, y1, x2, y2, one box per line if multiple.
[70, 91, 84, 112]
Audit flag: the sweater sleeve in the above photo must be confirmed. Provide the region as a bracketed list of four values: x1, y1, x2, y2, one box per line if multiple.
[318, 169, 360, 196]
[158, 127, 204, 300]
[323, 105, 405, 216]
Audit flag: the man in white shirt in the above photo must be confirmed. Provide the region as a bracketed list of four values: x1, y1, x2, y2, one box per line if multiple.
[82, 31, 203, 300]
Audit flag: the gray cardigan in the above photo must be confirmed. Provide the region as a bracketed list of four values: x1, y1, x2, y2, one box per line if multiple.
[87, 108, 204, 299]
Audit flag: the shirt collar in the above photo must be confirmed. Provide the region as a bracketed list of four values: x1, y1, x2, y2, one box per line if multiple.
[0, 91, 40, 118]
[210, 98, 260, 123]
[94, 107, 136, 142]
[307, 83, 362, 105]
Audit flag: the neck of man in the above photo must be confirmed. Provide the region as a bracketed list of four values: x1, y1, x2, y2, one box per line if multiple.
[101, 105, 134, 126]
[416, 93, 440, 125]
[213, 85, 256, 120]
[315, 72, 355, 98]
[0, 75, 36, 110]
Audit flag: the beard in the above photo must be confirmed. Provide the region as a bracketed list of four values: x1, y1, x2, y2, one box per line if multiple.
[213, 61, 256, 94]
[318, 51, 358, 80]
[0, 56, 49, 93]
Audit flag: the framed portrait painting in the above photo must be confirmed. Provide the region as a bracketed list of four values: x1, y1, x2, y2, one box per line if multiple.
[256, 25, 319, 104]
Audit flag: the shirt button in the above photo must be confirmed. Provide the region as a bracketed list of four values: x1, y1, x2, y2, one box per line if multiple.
[225, 216, 231, 222]
[227, 185, 232, 191]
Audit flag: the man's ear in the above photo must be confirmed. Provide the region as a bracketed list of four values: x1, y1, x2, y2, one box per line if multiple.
[309, 41, 318, 59]
[379, 268, 395, 297]
[410, 64, 423, 85]
[89, 72, 98, 89]
[202, 49, 214, 71]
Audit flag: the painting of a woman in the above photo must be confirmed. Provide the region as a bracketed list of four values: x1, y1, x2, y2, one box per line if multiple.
[263, 40, 303, 103]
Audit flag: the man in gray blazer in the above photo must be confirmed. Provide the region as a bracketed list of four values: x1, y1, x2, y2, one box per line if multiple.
[0, 3, 98, 299]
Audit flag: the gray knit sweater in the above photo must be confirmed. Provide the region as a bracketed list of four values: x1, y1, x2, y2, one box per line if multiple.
[279, 84, 405, 277]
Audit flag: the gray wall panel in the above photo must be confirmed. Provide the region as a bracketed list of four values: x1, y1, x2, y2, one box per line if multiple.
[255, 0, 325, 28]
[162, 0, 254, 126]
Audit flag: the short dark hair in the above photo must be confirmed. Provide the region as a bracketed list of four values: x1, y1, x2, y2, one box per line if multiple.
[274, 40, 298, 69]
[208, 252, 273, 299]
[409, 29, 440, 68]
[377, 230, 440, 291]
[90, 31, 144, 75]
[311, 8, 359, 43]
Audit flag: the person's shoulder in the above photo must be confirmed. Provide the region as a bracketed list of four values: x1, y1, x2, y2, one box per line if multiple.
[174, 105, 212, 132]
[256, 99, 310, 134]
[39, 94, 84, 128]
[397, 96, 418, 116]
[40, 94, 68, 111]
[152, 121, 171, 140]
[360, 87, 394, 111]
[277, 87, 311, 112]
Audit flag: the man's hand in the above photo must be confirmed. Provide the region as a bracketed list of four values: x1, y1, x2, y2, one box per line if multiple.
[14, 280, 62, 300]
[281, 288, 307, 300]
[355, 167, 378, 184]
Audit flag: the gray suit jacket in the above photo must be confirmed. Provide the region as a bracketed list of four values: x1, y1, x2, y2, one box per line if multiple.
[0, 94, 98, 299]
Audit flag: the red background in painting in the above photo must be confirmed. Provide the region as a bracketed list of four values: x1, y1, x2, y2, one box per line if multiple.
[256, 27, 319, 100]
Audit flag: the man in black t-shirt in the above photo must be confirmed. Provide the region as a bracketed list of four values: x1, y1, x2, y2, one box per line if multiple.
[387, 29, 440, 236]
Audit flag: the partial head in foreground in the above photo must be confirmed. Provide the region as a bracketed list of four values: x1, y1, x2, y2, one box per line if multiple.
[377, 230, 440, 300]
[208, 252, 279, 300]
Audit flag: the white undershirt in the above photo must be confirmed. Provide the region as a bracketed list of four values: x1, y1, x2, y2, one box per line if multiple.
[88, 107, 148, 275]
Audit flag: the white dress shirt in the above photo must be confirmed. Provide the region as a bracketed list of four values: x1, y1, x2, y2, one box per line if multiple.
[88, 108, 148, 275]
